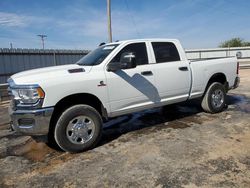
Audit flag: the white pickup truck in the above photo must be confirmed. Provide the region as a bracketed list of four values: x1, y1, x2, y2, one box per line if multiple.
[8, 39, 240, 152]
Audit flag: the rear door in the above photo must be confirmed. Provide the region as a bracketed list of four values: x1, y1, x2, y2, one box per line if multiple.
[150, 42, 191, 104]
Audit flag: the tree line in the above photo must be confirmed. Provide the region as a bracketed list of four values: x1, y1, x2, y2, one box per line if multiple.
[219, 38, 250, 48]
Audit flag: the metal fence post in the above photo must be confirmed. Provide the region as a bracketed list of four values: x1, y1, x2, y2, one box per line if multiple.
[53, 52, 57, 66]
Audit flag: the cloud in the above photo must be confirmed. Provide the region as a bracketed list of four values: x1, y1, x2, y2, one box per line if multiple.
[0, 12, 30, 27]
[0, 11, 54, 28]
[1, 0, 249, 49]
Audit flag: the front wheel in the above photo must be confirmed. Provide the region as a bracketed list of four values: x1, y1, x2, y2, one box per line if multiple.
[201, 82, 226, 113]
[54, 104, 102, 153]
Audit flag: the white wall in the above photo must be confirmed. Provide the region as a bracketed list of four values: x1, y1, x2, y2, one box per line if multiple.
[185, 47, 250, 60]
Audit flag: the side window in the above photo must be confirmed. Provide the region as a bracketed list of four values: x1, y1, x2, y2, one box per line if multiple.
[152, 42, 180, 63]
[111, 43, 148, 66]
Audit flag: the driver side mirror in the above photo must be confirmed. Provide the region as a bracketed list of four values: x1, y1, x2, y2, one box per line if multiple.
[107, 52, 136, 72]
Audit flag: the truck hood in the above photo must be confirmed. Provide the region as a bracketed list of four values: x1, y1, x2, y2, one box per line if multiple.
[11, 64, 92, 85]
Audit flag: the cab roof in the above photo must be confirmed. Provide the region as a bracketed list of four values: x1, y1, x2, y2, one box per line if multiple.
[107, 38, 180, 45]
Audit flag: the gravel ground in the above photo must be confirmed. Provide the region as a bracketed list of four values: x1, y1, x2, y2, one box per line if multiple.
[0, 69, 249, 188]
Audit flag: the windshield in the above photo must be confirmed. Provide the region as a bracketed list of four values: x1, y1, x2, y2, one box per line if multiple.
[77, 44, 119, 66]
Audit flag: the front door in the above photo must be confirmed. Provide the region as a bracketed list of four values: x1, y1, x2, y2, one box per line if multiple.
[105, 42, 158, 116]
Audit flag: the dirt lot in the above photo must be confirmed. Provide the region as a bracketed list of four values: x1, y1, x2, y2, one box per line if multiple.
[0, 69, 250, 188]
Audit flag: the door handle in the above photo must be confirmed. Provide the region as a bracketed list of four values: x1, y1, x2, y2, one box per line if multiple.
[178, 66, 188, 71]
[141, 71, 153, 76]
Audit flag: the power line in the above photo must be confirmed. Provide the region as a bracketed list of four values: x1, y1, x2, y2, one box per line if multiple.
[0, 34, 84, 43]
[124, 0, 140, 38]
[37, 34, 47, 49]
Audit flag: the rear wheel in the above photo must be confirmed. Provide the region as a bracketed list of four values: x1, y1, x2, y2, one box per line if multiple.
[201, 82, 226, 113]
[54, 104, 102, 153]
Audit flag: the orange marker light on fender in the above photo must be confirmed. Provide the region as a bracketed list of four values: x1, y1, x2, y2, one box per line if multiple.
[37, 87, 45, 98]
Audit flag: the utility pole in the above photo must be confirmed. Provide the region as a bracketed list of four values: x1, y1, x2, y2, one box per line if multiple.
[107, 0, 112, 42]
[37, 34, 47, 49]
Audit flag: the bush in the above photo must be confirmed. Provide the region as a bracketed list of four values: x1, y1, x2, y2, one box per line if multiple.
[219, 38, 250, 47]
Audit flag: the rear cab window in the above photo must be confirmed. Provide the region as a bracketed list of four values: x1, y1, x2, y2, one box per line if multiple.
[152, 42, 180, 63]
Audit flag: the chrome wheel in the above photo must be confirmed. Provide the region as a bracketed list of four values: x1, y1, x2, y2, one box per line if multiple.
[211, 89, 224, 108]
[66, 116, 95, 145]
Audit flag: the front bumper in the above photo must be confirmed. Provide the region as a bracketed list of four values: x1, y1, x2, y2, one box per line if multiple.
[9, 107, 54, 135]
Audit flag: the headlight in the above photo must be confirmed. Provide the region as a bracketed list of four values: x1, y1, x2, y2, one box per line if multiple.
[12, 87, 45, 104]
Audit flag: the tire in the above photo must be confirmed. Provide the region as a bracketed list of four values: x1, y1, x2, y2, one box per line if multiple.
[54, 104, 102, 153]
[201, 82, 226, 113]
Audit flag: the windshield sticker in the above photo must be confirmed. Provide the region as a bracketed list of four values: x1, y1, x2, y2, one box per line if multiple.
[103, 46, 115, 50]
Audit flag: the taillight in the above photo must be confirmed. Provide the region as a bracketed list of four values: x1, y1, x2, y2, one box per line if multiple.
[237, 62, 239, 75]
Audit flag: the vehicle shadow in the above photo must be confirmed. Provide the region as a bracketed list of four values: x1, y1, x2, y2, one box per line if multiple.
[99, 99, 202, 146]
[99, 94, 249, 147]
[114, 70, 161, 102]
[15, 93, 248, 153]
[2, 94, 247, 160]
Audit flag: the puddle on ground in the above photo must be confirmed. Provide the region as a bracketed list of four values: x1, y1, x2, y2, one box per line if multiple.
[101, 94, 250, 145]
[101, 103, 204, 145]
[227, 94, 250, 113]
[238, 103, 250, 113]
[227, 94, 248, 105]
[3, 93, 248, 161]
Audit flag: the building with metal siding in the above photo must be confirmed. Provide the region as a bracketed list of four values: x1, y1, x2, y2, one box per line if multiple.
[1, 47, 250, 85]
[0, 48, 89, 84]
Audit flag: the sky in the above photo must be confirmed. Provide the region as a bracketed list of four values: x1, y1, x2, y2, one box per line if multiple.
[0, 0, 250, 50]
